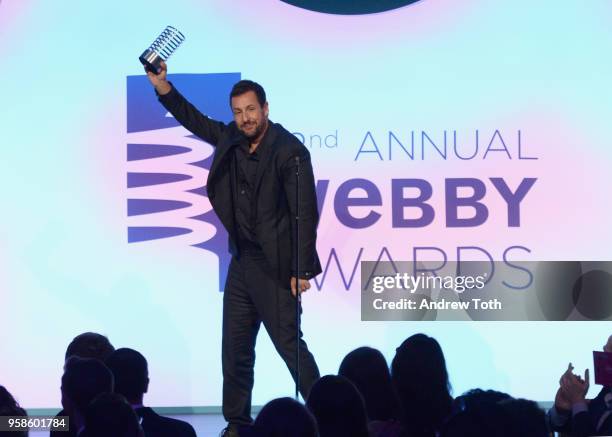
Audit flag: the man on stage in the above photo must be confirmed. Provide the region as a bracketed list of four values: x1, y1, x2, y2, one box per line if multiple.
[146, 62, 322, 436]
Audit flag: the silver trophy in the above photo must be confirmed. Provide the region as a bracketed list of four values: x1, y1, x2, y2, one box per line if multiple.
[139, 26, 185, 74]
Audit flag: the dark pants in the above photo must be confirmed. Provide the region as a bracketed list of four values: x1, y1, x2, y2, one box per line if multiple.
[222, 249, 320, 425]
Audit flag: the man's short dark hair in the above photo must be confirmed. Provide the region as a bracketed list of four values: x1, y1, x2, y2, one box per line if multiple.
[105, 348, 149, 401]
[61, 357, 114, 413]
[65, 332, 115, 361]
[230, 80, 266, 107]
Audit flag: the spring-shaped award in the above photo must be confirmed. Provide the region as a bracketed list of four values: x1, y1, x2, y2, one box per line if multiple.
[139, 26, 185, 74]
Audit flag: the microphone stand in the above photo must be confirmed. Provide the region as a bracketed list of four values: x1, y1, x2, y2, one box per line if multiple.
[294, 155, 301, 400]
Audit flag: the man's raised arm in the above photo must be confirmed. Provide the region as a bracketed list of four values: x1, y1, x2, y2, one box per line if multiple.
[145, 61, 227, 146]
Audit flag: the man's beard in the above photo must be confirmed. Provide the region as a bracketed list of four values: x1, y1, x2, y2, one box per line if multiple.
[240, 121, 266, 140]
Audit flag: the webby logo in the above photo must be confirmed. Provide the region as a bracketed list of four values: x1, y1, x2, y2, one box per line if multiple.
[126, 73, 240, 291]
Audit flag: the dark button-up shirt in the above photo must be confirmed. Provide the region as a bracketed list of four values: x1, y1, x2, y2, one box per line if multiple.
[232, 136, 267, 247]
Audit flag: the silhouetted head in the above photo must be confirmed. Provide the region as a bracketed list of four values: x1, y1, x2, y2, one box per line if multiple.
[499, 398, 548, 437]
[391, 334, 453, 436]
[306, 375, 369, 437]
[338, 346, 400, 421]
[248, 397, 317, 437]
[440, 401, 506, 437]
[83, 393, 144, 437]
[453, 389, 511, 414]
[105, 348, 149, 404]
[442, 389, 512, 437]
[65, 332, 115, 362]
[61, 356, 114, 417]
[441, 390, 547, 437]
[0, 385, 27, 437]
[604, 334, 612, 353]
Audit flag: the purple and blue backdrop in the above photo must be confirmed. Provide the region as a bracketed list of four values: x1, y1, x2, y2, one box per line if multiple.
[0, 0, 610, 408]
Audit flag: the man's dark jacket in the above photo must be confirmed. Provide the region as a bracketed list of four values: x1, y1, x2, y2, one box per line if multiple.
[158, 86, 322, 285]
[135, 406, 197, 437]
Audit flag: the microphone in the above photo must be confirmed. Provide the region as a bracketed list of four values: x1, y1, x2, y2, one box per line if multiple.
[139, 26, 185, 74]
[294, 153, 301, 399]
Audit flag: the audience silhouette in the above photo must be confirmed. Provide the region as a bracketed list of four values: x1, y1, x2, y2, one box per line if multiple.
[5, 330, 609, 436]
[242, 397, 318, 437]
[52, 332, 115, 437]
[0, 385, 28, 437]
[81, 393, 144, 437]
[64, 332, 115, 363]
[61, 356, 114, 436]
[391, 334, 453, 437]
[441, 389, 547, 437]
[549, 334, 612, 436]
[338, 346, 401, 436]
[306, 375, 369, 437]
[105, 347, 196, 437]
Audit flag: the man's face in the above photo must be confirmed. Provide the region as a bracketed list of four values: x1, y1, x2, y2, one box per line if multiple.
[231, 90, 269, 140]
